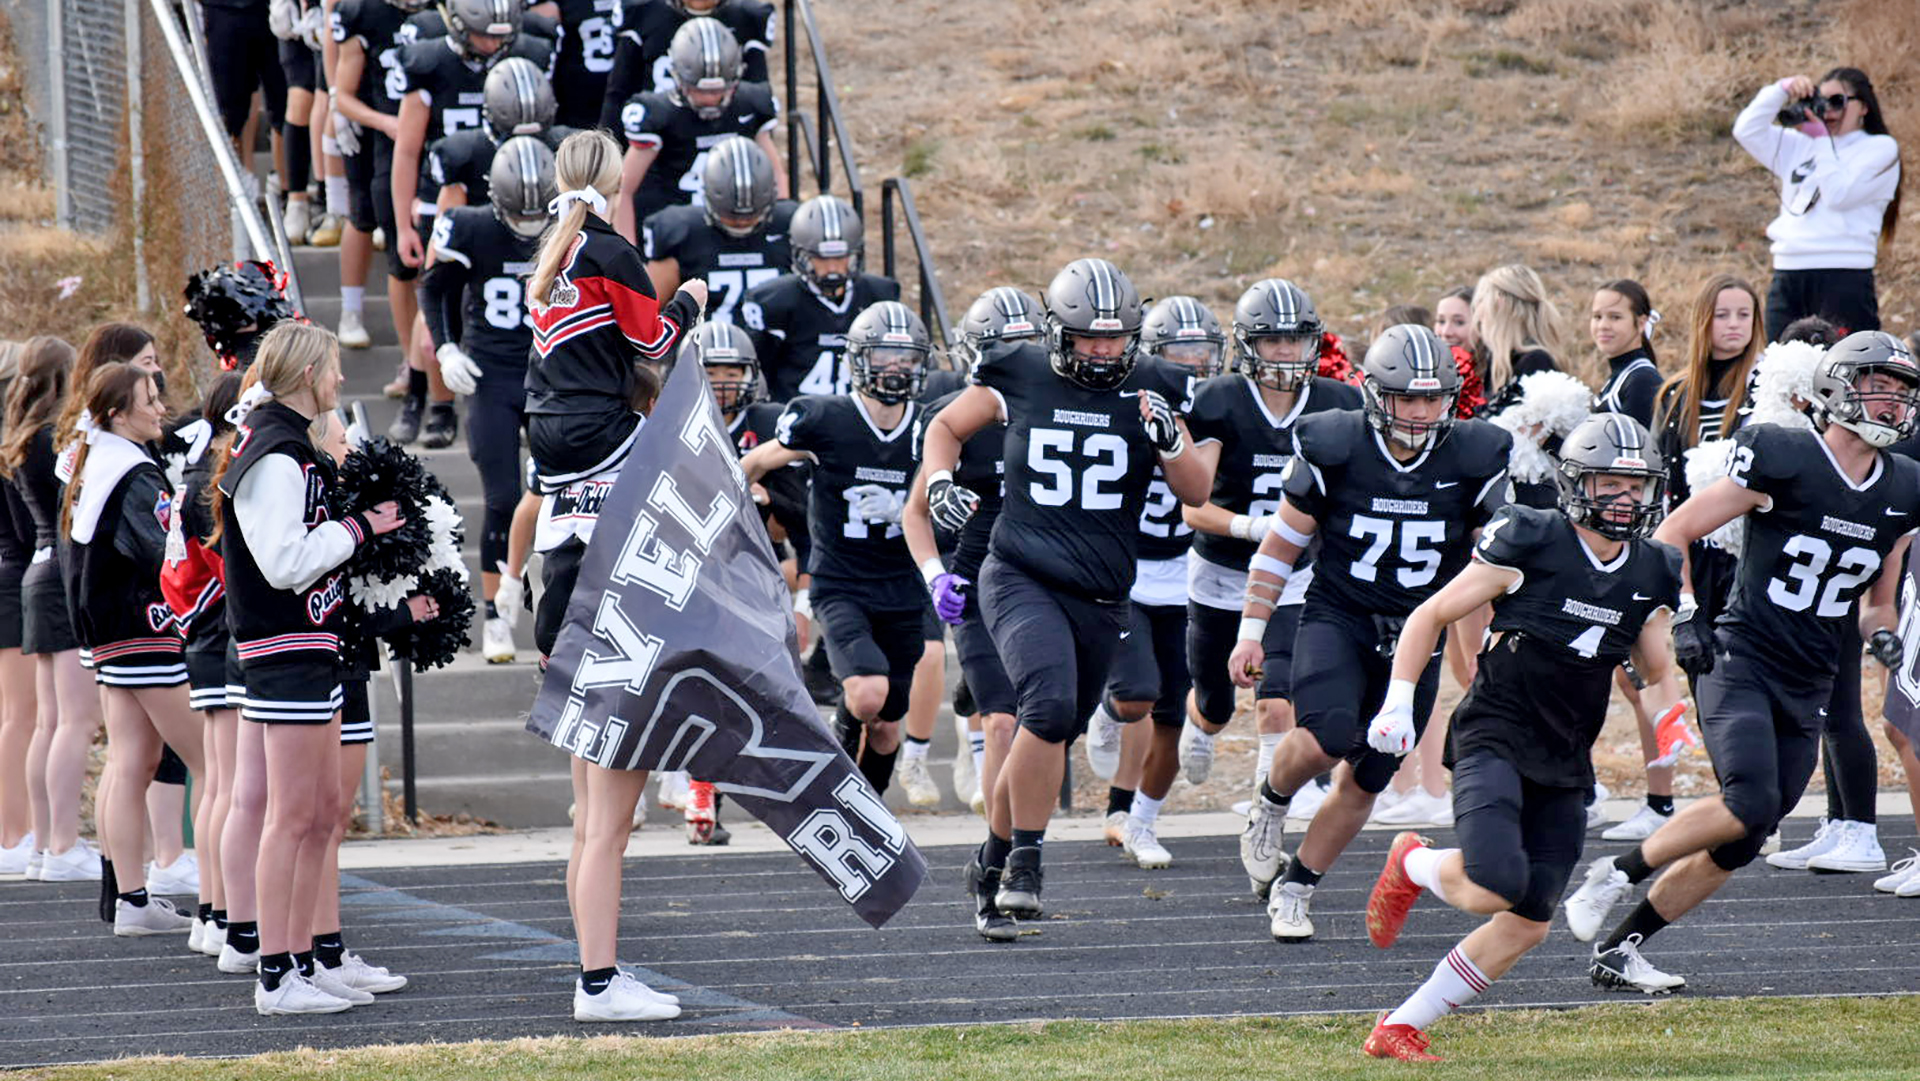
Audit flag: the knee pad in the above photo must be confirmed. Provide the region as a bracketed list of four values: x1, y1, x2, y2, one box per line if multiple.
[1017, 697, 1077, 744]
[1720, 777, 1782, 839]
[877, 677, 912, 724]
[1462, 850, 1530, 909]
[1709, 832, 1768, 872]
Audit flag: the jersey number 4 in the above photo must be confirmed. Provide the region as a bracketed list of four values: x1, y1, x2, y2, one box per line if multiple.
[1348, 514, 1444, 588]
[1029, 429, 1128, 510]
[1768, 534, 1878, 617]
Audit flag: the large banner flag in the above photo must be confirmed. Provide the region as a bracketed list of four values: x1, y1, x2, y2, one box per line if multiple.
[527, 355, 927, 928]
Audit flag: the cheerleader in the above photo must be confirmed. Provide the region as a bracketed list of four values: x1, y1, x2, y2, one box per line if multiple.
[62, 363, 206, 934]
[0, 341, 42, 877]
[208, 322, 402, 1015]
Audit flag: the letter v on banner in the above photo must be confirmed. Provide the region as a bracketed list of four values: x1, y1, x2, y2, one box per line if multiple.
[526, 350, 927, 927]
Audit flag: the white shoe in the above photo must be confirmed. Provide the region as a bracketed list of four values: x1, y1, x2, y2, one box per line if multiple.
[1586, 781, 1612, 831]
[1102, 810, 1129, 846]
[308, 963, 375, 1005]
[1590, 933, 1686, 994]
[0, 832, 32, 876]
[1239, 798, 1287, 898]
[1177, 722, 1216, 784]
[189, 917, 207, 954]
[1760, 831, 1780, 856]
[1371, 789, 1450, 827]
[618, 968, 680, 1006]
[1268, 881, 1314, 940]
[1368, 786, 1406, 820]
[256, 973, 353, 1016]
[968, 785, 986, 817]
[951, 715, 977, 805]
[1601, 803, 1672, 842]
[899, 755, 940, 808]
[1806, 820, 1886, 873]
[1766, 818, 1838, 870]
[146, 852, 200, 895]
[1874, 850, 1920, 893]
[1897, 866, 1920, 899]
[1121, 817, 1172, 869]
[327, 952, 410, 993]
[337, 309, 372, 350]
[574, 971, 682, 1022]
[114, 896, 195, 936]
[198, 921, 226, 957]
[284, 198, 312, 245]
[1563, 855, 1632, 942]
[483, 616, 516, 664]
[657, 770, 690, 812]
[1286, 778, 1331, 822]
[218, 943, 262, 974]
[25, 849, 45, 879]
[39, 839, 102, 881]
[1085, 710, 1122, 780]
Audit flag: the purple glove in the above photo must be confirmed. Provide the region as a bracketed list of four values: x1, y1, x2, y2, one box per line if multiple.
[931, 572, 970, 625]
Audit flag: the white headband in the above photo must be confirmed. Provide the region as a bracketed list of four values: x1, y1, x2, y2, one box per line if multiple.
[75, 408, 104, 446]
[1644, 308, 1663, 342]
[548, 188, 609, 218]
[226, 383, 275, 426]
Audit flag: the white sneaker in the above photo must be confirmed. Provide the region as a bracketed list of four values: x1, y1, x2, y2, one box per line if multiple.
[951, 715, 977, 805]
[218, 943, 262, 974]
[483, 616, 516, 664]
[1371, 789, 1450, 827]
[1766, 818, 1838, 870]
[1239, 797, 1287, 899]
[284, 197, 312, 245]
[1085, 710, 1122, 780]
[574, 972, 682, 1022]
[1897, 866, 1920, 898]
[968, 785, 986, 817]
[1268, 881, 1314, 940]
[1367, 786, 1406, 821]
[146, 852, 200, 895]
[1563, 855, 1633, 942]
[1586, 781, 1612, 831]
[39, 839, 102, 881]
[337, 309, 372, 350]
[1177, 722, 1216, 784]
[1601, 803, 1672, 842]
[327, 952, 410, 993]
[308, 963, 375, 1005]
[198, 921, 226, 957]
[0, 832, 32, 876]
[1286, 778, 1331, 822]
[1874, 850, 1920, 893]
[899, 755, 940, 808]
[189, 917, 207, 954]
[114, 896, 195, 936]
[1102, 810, 1128, 847]
[1806, 820, 1886, 873]
[256, 973, 353, 1016]
[657, 770, 690, 812]
[1590, 933, 1686, 994]
[25, 849, 44, 879]
[1121, 817, 1172, 869]
[1760, 831, 1781, 856]
[618, 968, 680, 1006]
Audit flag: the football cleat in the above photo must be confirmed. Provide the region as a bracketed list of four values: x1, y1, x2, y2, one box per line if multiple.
[1366, 832, 1431, 948]
[1563, 855, 1632, 942]
[1239, 797, 1287, 899]
[1121, 818, 1172, 870]
[1268, 881, 1314, 941]
[964, 857, 1018, 942]
[1589, 934, 1686, 994]
[1364, 1011, 1443, 1062]
[995, 846, 1044, 918]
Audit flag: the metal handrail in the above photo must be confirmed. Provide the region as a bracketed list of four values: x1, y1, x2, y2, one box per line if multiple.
[782, 0, 863, 220]
[879, 178, 951, 352]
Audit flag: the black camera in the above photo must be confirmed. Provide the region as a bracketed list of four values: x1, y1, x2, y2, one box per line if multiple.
[1777, 97, 1818, 126]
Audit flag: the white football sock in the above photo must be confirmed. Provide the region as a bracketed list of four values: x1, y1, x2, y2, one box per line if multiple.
[1254, 731, 1283, 790]
[1402, 844, 1457, 906]
[968, 731, 985, 776]
[1129, 791, 1164, 826]
[1385, 945, 1487, 1030]
[902, 737, 929, 761]
[340, 285, 365, 314]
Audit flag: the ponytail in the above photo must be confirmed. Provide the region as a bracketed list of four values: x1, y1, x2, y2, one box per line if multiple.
[1598, 278, 1659, 368]
[59, 363, 154, 538]
[529, 129, 624, 308]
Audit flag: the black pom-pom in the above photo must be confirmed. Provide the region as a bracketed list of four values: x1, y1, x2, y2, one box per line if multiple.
[330, 436, 451, 585]
[389, 567, 476, 672]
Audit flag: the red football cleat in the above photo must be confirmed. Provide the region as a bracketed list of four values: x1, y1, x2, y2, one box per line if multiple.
[1367, 831, 1432, 949]
[1649, 703, 1699, 767]
[1364, 1011, 1443, 1062]
[684, 780, 718, 844]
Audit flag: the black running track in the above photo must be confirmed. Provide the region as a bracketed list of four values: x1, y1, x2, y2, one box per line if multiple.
[6, 825, 1920, 1067]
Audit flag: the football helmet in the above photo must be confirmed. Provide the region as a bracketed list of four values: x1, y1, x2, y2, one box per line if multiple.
[845, 301, 930, 405]
[482, 57, 555, 142]
[1141, 295, 1224, 378]
[489, 135, 556, 239]
[1233, 278, 1323, 390]
[790, 194, 864, 300]
[699, 136, 777, 238]
[1361, 324, 1459, 449]
[668, 17, 743, 120]
[440, 0, 521, 64]
[1043, 258, 1142, 391]
[677, 320, 760, 411]
[1809, 330, 1920, 448]
[1555, 412, 1667, 540]
[957, 286, 1044, 369]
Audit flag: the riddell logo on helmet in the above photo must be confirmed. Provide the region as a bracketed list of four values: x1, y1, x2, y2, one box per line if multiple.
[1407, 377, 1442, 391]
[1612, 457, 1648, 469]
[1089, 317, 1124, 331]
[1003, 320, 1034, 334]
[881, 332, 914, 344]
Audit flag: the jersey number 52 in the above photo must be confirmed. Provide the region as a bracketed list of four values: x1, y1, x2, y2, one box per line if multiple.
[1028, 428, 1128, 510]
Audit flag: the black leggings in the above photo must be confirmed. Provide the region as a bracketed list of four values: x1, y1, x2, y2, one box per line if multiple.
[466, 376, 526, 576]
[1823, 619, 1877, 824]
[1765, 267, 1880, 342]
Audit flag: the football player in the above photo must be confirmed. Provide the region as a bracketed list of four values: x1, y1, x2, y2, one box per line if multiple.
[612, 18, 783, 241]
[920, 259, 1208, 929]
[741, 302, 933, 799]
[1082, 296, 1226, 868]
[740, 194, 900, 401]
[642, 136, 793, 325]
[545, 0, 622, 129]
[428, 57, 572, 213]
[1563, 331, 1920, 992]
[1357, 414, 1680, 1062]
[417, 135, 555, 664]
[1228, 324, 1512, 940]
[597, 0, 775, 132]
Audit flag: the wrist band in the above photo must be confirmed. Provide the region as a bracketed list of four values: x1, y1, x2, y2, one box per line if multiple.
[1158, 438, 1185, 462]
[792, 587, 812, 619]
[1274, 519, 1314, 548]
[919, 556, 946, 587]
[1237, 617, 1269, 643]
[927, 469, 953, 487]
[1249, 552, 1294, 580]
[1229, 514, 1252, 541]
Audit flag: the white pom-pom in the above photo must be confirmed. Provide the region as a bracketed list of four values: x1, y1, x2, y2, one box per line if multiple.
[1490, 370, 1593, 481]
[1747, 340, 1823, 431]
[1685, 438, 1744, 552]
[350, 572, 418, 613]
[422, 496, 467, 577]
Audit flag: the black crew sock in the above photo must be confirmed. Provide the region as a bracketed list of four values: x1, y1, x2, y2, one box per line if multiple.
[227, 920, 261, 954]
[313, 931, 346, 969]
[1647, 793, 1675, 816]
[429, 399, 456, 415]
[580, 965, 618, 995]
[259, 952, 295, 991]
[211, 908, 229, 930]
[1011, 828, 1045, 852]
[832, 704, 863, 758]
[197, 902, 213, 922]
[1260, 780, 1291, 807]
[1615, 845, 1656, 885]
[117, 887, 150, 908]
[98, 859, 118, 923]
[485, 600, 500, 619]
[981, 832, 1013, 870]
[1600, 898, 1670, 953]
[859, 746, 897, 796]
[283, 122, 312, 192]
[408, 368, 428, 404]
[294, 950, 316, 977]
[1106, 786, 1134, 818]
[1280, 859, 1323, 888]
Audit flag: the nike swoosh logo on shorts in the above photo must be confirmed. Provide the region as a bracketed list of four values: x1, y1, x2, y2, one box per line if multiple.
[1435, 481, 1458, 489]
[1633, 593, 1652, 600]
[1887, 507, 1905, 516]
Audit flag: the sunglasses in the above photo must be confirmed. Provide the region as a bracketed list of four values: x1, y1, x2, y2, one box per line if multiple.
[1816, 93, 1859, 113]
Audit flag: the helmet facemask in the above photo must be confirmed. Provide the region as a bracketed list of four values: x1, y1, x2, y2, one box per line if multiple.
[852, 344, 927, 405]
[1822, 362, 1920, 448]
[1557, 464, 1666, 541]
[1237, 329, 1319, 391]
[1048, 317, 1139, 391]
[1363, 379, 1456, 450]
[1154, 338, 1224, 379]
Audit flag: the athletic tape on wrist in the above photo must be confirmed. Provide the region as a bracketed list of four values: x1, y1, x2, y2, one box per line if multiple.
[1229, 514, 1252, 541]
[1249, 553, 1294, 580]
[792, 587, 812, 619]
[927, 468, 953, 487]
[919, 556, 946, 588]
[1237, 617, 1269, 643]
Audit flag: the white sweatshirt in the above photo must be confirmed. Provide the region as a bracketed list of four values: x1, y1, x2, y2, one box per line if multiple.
[1733, 82, 1900, 271]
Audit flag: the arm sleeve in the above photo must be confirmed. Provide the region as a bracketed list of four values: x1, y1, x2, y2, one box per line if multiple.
[773, 398, 821, 453]
[418, 221, 470, 351]
[234, 455, 361, 593]
[593, 242, 695, 361]
[1734, 82, 1805, 179]
[112, 471, 174, 571]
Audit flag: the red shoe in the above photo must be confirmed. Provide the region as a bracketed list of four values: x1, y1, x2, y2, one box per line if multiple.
[1364, 1011, 1443, 1062]
[685, 780, 718, 844]
[1367, 831, 1431, 948]
[1649, 703, 1699, 767]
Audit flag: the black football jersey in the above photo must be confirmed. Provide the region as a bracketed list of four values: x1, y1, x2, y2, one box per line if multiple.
[619, 83, 779, 226]
[549, 0, 622, 128]
[974, 343, 1197, 602]
[1719, 423, 1920, 683]
[598, 0, 775, 130]
[740, 272, 902, 402]
[920, 368, 969, 402]
[429, 124, 578, 207]
[1284, 411, 1512, 618]
[775, 393, 923, 608]
[399, 34, 556, 202]
[730, 399, 806, 546]
[1188, 373, 1361, 570]
[917, 389, 1005, 579]
[331, 0, 418, 115]
[427, 206, 540, 366]
[641, 200, 795, 324]
[1136, 466, 1193, 563]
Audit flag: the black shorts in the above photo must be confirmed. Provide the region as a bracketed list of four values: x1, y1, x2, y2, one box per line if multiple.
[240, 655, 344, 725]
[812, 580, 924, 723]
[1289, 607, 1444, 793]
[921, 602, 945, 643]
[1452, 750, 1587, 923]
[535, 535, 588, 658]
[153, 743, 189, 785]
[87, 636, 189, 688]
[279, 38, 316, 94]
[224, 637, 246, 707]
[0, 563, 23, 651]
[953, 612, 1015, 717]
[370, 135, 418, 282]
[202, 3, 287, 136]
[1188, 601, 1297, 728]
[1105, 600, 1189, 728]
[343, 133, 379, 234]
[21, 560, 78, 655]
[1697, 644, 1830, 870]
[979, 554, 1128, 745]
[340, 679, 373, 745]
[1765, 267, 1880, 342]
[187, 647, 232, 712]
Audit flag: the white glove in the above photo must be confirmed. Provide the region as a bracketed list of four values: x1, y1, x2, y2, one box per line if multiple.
[844, 483, 903, 524]
[297, 6, 325, 51]
[269, 0, 299, 40]
[1366, 679, 1418, 755]
[436, 342, 482, 395]
[330, 105, 362, 157]
[493, 565, 524, 630]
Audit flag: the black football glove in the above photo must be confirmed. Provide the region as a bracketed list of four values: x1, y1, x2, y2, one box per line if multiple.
[1867, 627, 1903, 671]
[1139, 389, 1183, 457]
[1671, 600, 1716, 677]
[927, 476, 981, 533]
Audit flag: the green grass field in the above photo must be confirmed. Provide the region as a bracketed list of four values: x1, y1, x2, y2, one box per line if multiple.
[21, 997, 1918, 1081]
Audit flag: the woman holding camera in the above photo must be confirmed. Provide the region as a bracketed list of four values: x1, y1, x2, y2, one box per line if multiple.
[1734, 68, 1902, 341]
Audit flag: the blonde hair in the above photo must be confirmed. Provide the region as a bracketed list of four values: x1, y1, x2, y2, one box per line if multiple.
[528, 129, 624, 308]
[1471, 264, 1572, 390]
[206, 323, 339, 540]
